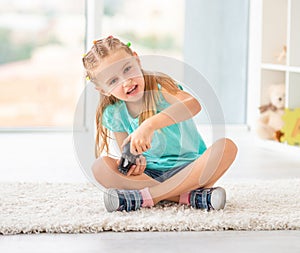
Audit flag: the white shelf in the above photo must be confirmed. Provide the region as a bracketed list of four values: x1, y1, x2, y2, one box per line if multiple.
[288, 66, 300, 73]
[261, 63, 287, 71]
[247, 0, 300, 150]
[261, 63, 300, 73]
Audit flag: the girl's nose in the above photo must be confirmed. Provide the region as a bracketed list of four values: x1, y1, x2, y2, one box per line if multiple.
[122, 78, 132, 87]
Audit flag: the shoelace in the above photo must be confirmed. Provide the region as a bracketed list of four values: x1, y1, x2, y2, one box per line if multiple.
[190, 188, 214, 210]
[116, 189, 142, 212]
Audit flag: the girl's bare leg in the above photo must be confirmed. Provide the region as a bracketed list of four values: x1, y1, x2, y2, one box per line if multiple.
[92, 154, 180, 202]
[92, 138, 237, 204]
[92, 156, 159, 189]
[148, 138, 237, 204]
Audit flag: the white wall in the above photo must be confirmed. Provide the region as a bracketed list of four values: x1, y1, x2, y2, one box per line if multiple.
[184, 0, 249, 124]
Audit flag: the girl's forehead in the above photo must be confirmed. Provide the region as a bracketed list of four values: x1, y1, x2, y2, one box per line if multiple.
[93, 52, 139, 83]
[97, 50, 134, 72]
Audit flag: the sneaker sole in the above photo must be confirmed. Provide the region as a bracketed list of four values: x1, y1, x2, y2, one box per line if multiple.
[210, 187, 226, 210]
[104, 189, 119, 212]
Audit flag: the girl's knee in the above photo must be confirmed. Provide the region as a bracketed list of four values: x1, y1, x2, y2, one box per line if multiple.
[215, 138, 238, 156]
[91, 156, 115, 187]
[225, 138, 238, 152]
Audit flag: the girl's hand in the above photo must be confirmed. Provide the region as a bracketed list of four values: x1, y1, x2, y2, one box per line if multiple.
[127, 155, 147, 176]
[122, 121, 154, 155]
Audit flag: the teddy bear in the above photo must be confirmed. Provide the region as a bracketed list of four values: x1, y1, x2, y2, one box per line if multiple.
[256, 84, 285, 141]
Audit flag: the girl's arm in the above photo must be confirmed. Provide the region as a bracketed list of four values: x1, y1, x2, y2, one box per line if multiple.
[114, 132, 129, 152]
[146, 87, 201, 130]
[124, 88, 202, 154]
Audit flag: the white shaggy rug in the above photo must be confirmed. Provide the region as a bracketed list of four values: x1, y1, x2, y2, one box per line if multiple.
[1, 179, 300, 235]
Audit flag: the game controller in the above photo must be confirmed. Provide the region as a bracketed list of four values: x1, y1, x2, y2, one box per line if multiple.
[118, 142, 140, 175]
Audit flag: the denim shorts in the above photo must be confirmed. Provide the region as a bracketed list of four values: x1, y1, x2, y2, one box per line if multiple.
[144, 163, 191, 182]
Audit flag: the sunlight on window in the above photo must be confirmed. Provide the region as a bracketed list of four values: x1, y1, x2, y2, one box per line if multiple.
[0, 0, 184, 128]
[102, 0, 184, 59]
[0, 0, 85, 127]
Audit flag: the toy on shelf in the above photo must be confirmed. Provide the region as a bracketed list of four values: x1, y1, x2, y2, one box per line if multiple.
[256, 84, 285, 141]
[281, 108, 300, 146]
[276, 45, 287, 64]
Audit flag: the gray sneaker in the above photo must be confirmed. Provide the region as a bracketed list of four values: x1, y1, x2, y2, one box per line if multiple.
[189, 187, 226, 211]
[103, 188, 143, 212]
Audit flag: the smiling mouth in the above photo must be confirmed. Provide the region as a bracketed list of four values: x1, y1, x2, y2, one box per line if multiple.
[126, 85, 138, 94]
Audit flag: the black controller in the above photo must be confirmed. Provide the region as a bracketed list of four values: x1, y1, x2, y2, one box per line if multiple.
[118, 142, 140, 175]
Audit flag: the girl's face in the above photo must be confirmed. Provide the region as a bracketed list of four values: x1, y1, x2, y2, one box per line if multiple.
[93, 50, 145, 102]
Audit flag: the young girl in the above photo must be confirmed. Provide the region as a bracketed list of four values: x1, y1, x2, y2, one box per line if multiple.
[82, 36, 237, 212]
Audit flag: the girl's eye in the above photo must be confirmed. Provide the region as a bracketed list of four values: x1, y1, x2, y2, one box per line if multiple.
[124, 66, 132, 73]
[109, 78, 118, 86]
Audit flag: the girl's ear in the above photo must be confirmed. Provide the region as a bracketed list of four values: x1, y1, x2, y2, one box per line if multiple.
[133, 51, 141, 66]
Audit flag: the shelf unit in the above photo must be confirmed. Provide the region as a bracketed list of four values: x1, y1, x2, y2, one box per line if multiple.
[247, 0, 300, 148]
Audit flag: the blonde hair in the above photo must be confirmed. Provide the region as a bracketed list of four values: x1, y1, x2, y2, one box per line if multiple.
[82, 36, 180, 158]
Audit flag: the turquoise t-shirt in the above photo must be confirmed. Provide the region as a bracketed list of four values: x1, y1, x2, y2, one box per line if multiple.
[102, 84, 207, 171]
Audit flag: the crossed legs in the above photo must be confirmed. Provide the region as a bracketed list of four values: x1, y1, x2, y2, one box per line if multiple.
[92, 138, 237, 204]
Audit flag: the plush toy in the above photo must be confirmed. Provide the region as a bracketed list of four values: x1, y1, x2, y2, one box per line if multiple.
[256, 84, 285, 140]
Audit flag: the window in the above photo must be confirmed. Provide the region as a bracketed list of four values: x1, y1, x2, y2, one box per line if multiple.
[0, 0, 85, 128]
[0, 0, 186, 181]
[102, 0, 184, 59]
[0, 0, 184, 129]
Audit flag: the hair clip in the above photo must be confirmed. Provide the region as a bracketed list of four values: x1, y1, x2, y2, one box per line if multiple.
[107, 35, 113, 39]
[93, 40, 98, 45]
[126, 42, 131, 48]
[82, 53, 86, 58]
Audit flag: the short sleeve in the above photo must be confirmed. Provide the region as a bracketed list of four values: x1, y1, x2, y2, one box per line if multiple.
[177, 83, 184, 90]
[157, 82, 184, 91]
[102, 104, 126, 132]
